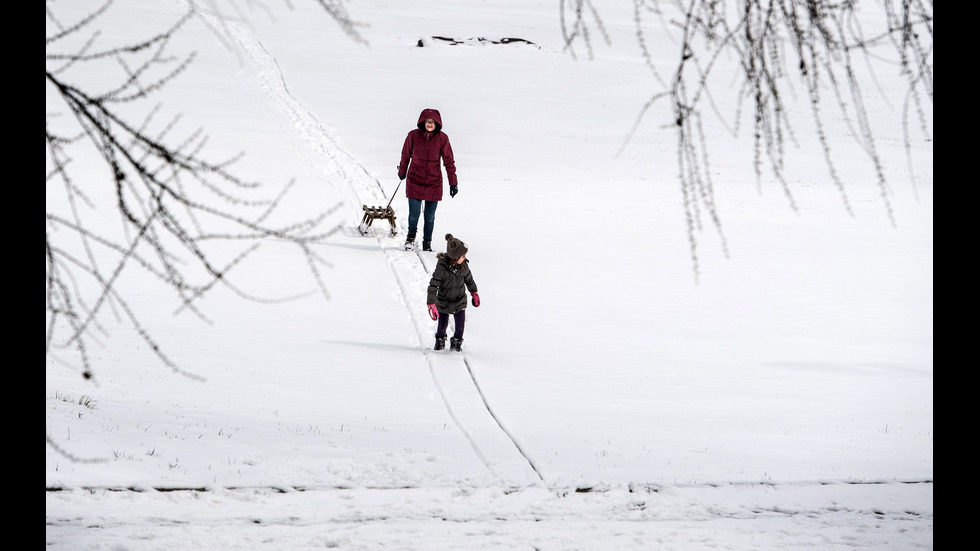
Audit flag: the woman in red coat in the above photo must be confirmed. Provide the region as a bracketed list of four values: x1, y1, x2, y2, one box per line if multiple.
[398, 108, 458, 251]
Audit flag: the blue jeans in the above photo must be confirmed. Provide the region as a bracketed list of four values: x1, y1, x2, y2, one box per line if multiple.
[407, 198, 438, 243]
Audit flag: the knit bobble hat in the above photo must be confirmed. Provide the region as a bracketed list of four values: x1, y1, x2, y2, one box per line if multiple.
[445, 233, 468, 259]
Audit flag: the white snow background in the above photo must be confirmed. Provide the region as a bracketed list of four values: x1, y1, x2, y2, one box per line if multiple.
[45, 1, 933, 549]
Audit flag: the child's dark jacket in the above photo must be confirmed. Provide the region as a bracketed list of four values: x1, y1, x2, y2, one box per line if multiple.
[427, 253, 478, 315]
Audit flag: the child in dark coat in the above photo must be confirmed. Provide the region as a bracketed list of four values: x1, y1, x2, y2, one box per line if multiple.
[426, 234, 480, 351]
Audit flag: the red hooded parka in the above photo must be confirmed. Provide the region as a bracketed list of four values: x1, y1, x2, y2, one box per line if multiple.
[398, 108, 457, 201]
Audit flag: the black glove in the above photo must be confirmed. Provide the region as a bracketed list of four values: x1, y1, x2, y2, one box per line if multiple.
[450, 185, 458, 198]
[399, 174, 405, 181]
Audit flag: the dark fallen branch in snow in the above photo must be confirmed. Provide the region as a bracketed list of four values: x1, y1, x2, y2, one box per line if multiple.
[420, 36, 539, 48]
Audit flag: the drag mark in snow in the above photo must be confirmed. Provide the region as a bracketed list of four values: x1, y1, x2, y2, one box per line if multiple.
[410, 247, 544, 481]
[462, 356, 545, 481]
[422, 354, 496, 475]
[379, 243, 496, 475]
[192, 7, 385, 213]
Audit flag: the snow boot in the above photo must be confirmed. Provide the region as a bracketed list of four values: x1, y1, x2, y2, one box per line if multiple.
[405, 232, 416, 251]
[450, 337, 463, 352]
[422, 241, 432, 252]
[434, 335, 446, 350]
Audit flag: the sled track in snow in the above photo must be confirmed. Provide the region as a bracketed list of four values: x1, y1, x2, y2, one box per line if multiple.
[380, 244, 495, 474]
[206, 14, 543, 483]
[460, 354, 544, 481]
[412, 250, 544, 481]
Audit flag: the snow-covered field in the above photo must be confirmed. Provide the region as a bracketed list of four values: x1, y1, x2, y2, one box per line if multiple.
[46, 1, 932, 549]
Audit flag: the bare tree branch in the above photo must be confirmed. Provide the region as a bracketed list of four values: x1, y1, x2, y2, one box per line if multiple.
[45, 1, 352, 385]
[574, 0, 933, 281]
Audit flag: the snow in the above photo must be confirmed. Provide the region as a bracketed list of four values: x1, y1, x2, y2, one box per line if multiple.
[46, 0, 932, 549]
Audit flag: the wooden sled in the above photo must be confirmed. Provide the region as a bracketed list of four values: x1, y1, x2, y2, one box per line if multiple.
[357, 181, 399, 237]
